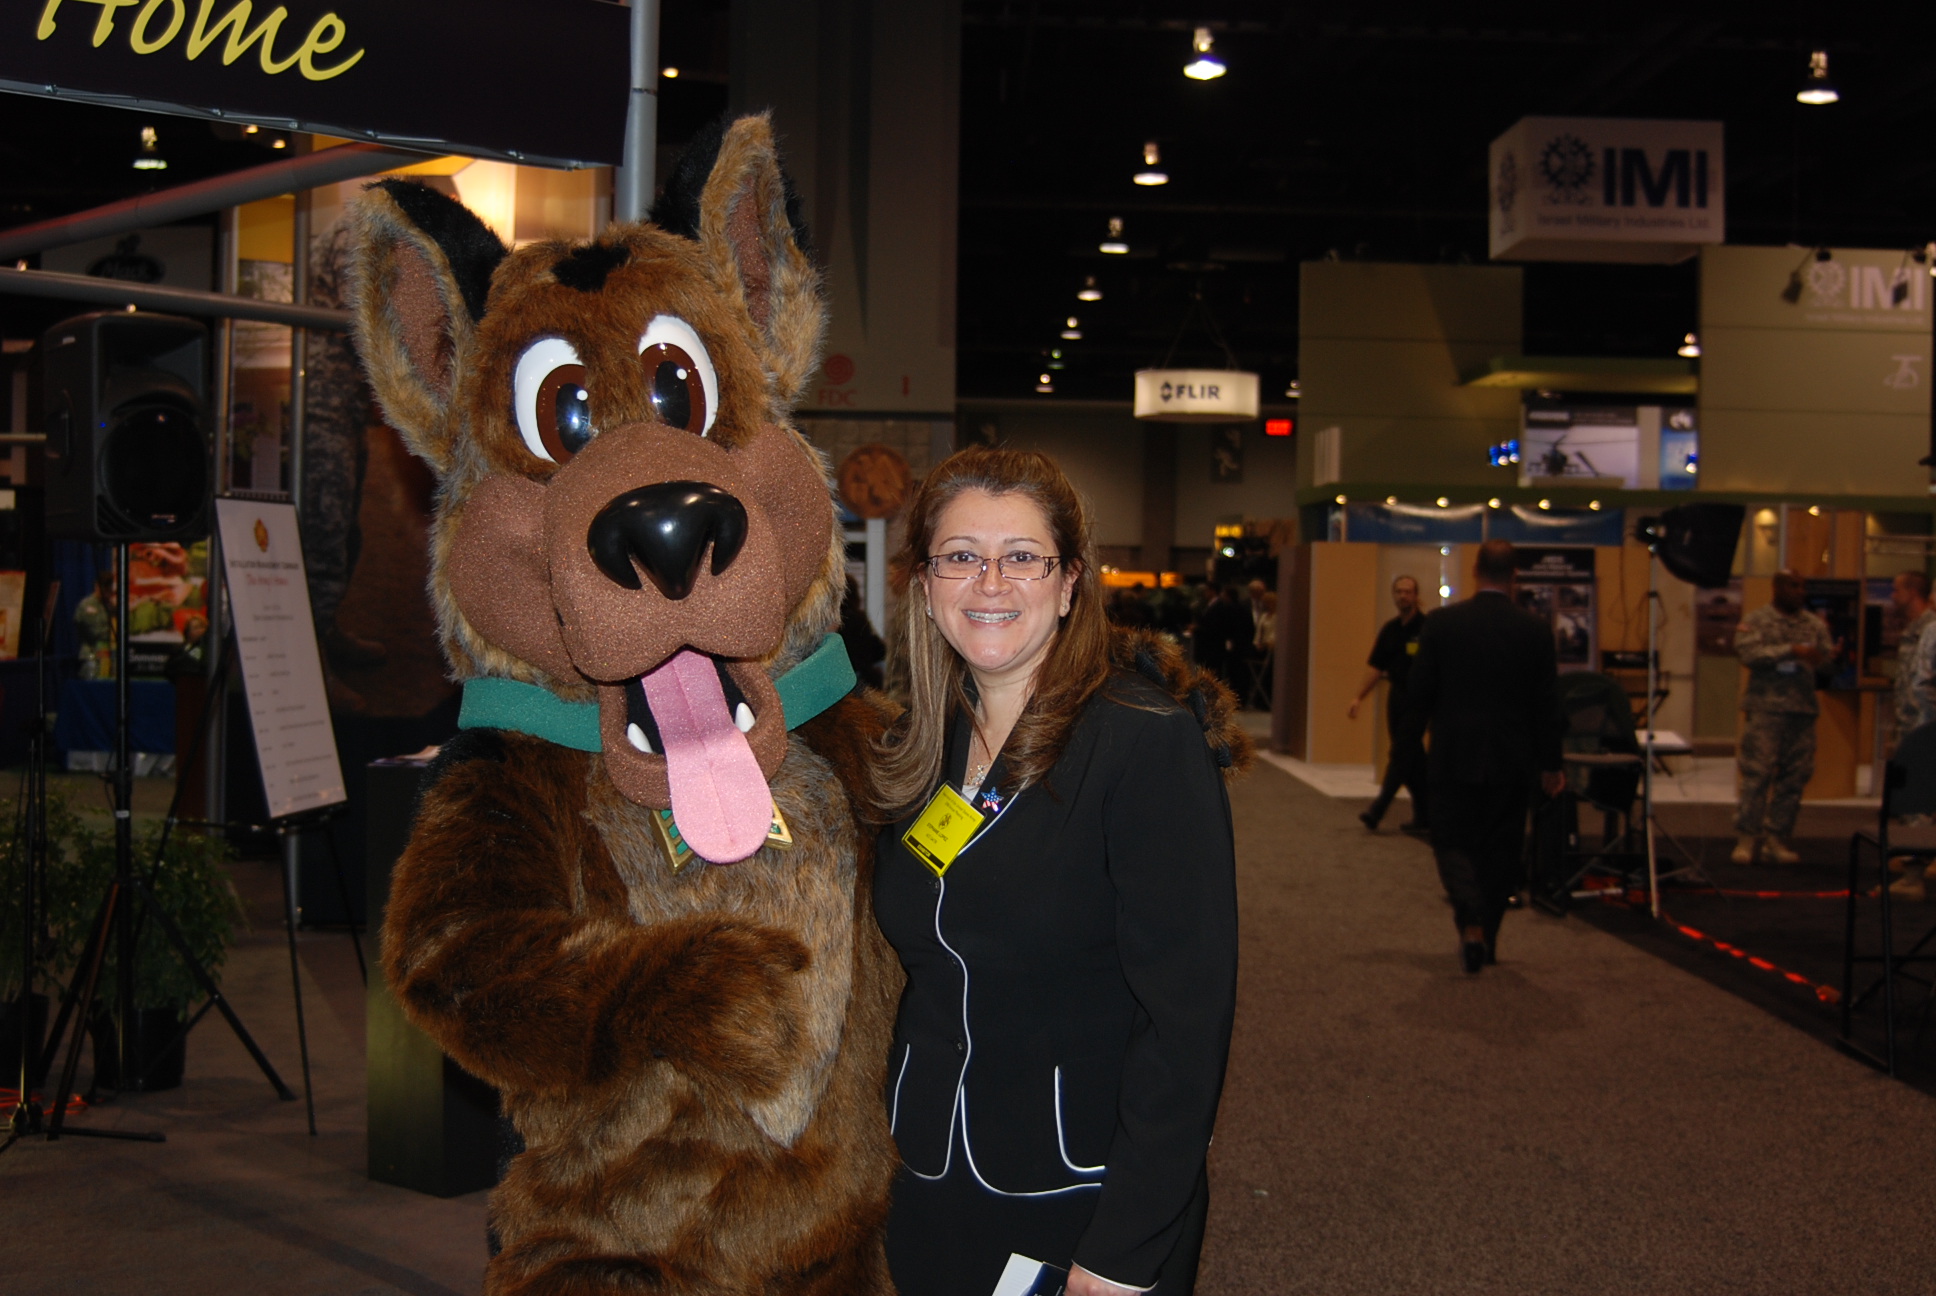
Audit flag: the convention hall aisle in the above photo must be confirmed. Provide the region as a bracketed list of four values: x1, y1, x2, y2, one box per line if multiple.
[1195, 761, 1936, 1295]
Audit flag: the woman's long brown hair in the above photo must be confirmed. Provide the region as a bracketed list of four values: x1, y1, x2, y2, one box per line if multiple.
[866, 446, 1112, 819]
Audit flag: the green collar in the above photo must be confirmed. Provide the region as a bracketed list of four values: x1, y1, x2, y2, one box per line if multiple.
[457, 633, 857, 752]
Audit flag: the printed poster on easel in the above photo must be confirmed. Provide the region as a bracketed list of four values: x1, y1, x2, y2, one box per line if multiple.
[215, 499, 347, 818]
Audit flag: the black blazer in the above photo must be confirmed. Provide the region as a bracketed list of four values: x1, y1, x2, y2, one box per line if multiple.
[875, 671, 1238, 1288]
[1407, 589, 1562, 785]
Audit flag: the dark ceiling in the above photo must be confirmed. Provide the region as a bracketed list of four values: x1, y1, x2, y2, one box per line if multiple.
[956, 1, 1936, 402]
[3, 3, 1933, 408]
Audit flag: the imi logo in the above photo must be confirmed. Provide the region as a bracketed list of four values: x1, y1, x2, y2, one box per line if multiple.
[1537, 134, 1711, 209]
[1806, 261, 1927, 314]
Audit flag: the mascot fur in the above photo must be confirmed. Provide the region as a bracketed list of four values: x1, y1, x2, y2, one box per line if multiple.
[349, 115, 901, 1294]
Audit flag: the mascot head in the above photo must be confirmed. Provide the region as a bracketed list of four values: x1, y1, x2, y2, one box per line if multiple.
[349, 115, 841, 864]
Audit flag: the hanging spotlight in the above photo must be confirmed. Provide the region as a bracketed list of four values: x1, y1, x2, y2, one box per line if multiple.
[1184, 26, 1226, 80]
[1061, 316, 1083, 340]
[1589, 500, 1603, 511]
[1796, 50, 1839, 105]
[1035, 372, 1055, 393]
[1133, 141, 1169, 186]
[1537, 499, 1552, 510]
[661, 67, 680, 78]
[1077, 275, 1103, 302]
[1435, 497, 1449, 508]
[1285, 379, 1301, 400]
[1487, 497, 1502, 509]
[1334, 494, 1346, 505]
[1099, 217, 1128, 255]
[1677, 332, 1702, 358]
[132, 125, 167, 171]
[271, 137, 288, 149]
[1384, 495, 1397, 505]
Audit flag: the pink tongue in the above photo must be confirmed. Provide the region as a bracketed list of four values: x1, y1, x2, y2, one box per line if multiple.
[639, 650, 772, 864]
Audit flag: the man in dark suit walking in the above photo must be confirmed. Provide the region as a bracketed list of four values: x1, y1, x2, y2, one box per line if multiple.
[1407, 540, 1564, 973]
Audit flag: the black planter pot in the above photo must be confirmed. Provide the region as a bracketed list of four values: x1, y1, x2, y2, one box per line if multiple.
[1, 992, 49, 1083]
[89, 1009, 187, 1092]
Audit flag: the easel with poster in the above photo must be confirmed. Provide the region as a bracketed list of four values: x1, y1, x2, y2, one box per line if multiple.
[208, 497, 357, 1133]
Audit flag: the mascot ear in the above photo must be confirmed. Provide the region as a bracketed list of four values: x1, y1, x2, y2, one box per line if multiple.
[654, 114, 825, 411]
[348, 179, 508, 472]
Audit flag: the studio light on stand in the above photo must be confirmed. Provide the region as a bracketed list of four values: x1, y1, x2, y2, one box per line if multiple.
[1632, 503, 1745, 916]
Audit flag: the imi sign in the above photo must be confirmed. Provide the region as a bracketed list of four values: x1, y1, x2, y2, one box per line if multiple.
[1490, 117, 1724, 264]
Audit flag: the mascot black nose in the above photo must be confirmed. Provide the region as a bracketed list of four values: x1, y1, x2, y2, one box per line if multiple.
[587, 481, 749, 599]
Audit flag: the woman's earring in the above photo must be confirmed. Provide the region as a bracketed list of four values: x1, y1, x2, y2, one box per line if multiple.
[925, 602, 934, 620]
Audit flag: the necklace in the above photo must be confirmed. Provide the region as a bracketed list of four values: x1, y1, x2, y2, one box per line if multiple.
[966, 756, 991, 788]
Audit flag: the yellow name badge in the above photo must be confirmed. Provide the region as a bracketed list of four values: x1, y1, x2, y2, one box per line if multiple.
[902, 784, 986, 878]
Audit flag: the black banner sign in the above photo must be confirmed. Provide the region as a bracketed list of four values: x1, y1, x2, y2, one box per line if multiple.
[1, 0, 630, 168]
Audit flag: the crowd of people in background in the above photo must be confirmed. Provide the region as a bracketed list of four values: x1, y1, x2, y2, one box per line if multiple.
[1104, 578, 1275, 702]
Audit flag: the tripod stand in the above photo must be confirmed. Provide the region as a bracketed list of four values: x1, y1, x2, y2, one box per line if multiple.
[1637, 539, 1710, 917]
[38, 543, 295, 1141]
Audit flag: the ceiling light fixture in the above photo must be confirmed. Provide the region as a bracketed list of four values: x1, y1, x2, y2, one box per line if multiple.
[1035, 373, 1054, 393]
[1487, 497, 1502, 509]
[1184, 26, 1226, 80]
[1077, 275, 1102, 302]
[271, 137, 288, 149]
[133, 125, 166, 171]
[1589, 500, 1602, 511]
[1061, 316, 1083, 340]
[1537, 499, 1552, 510]
[1134, 141, 1169, 186]
[1384, 495, 1397, 505]
[1100, 217, 1128, 255]
[1797, 49, 1839, 105]
[1334, 494, 1346, 505]
[1436, 497, 1449, 508]
[1285, 379, 1301, 400]
[242, 123, 259, 135]
[1678, 331, 1702, 358]
[662, 67, 679, 78]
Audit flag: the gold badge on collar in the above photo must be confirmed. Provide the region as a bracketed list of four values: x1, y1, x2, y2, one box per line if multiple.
[652, 803, 793, 874]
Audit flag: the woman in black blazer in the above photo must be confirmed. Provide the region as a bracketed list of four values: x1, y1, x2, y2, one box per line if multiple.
[869, 448, 1244, 1296]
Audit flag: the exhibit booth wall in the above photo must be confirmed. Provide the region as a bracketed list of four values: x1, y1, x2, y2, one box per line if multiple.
[1700, 245, 1931, 498]
[1299, 261, 1523, 491]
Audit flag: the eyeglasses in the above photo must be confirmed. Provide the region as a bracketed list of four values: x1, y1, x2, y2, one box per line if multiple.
[925, 551, 1064, 581]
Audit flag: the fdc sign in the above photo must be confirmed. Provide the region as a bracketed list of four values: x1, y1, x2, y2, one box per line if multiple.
[1490, 117, 1724, 264]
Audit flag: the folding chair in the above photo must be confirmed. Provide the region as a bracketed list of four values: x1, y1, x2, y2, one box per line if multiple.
[1840, 721, 1936, 1075]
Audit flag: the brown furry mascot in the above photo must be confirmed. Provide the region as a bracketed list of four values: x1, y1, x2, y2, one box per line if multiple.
[349, 115, 900, 1294]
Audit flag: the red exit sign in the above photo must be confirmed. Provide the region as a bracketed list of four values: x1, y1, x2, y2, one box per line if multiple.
[1264, 418, 1294, 437]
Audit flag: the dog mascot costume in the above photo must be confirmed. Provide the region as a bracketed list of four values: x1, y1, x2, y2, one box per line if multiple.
[349, 115, 901, 1294]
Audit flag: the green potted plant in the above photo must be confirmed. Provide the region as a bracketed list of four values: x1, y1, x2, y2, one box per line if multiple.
[0, 791, 96, 1082]
[78, 817, 243, 1092]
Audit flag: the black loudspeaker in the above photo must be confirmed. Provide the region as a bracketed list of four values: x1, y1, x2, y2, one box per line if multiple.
[40, 311, 211, 542]
[1636, 502, 1745, 589]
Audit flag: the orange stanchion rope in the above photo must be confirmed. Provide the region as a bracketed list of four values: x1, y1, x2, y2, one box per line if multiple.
[1660, 915, 1843, 1005]
[0, 1087, 90, 1116]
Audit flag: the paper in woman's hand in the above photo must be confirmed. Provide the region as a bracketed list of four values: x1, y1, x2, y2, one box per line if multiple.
[991, 1253, 1069, 1296]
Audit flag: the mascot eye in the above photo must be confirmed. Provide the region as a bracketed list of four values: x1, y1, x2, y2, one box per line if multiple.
[637, 315, 718, 436]
[513, 337, 595, 464]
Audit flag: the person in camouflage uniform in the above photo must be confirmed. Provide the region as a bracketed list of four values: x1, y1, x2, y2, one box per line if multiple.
[302, 220, 383, 712]
[1885, 570, 1936, 898]
[1893, 570, 1936, 736]
[1733, 570, 1835, 864]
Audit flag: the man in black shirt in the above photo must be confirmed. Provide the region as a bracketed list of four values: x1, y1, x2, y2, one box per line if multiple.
[1350, 575, 1429, 832]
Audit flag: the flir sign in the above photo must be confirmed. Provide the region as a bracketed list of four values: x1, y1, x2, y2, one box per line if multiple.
[1133, 369, 1260, 423]
[1490, 117, 1724, 265]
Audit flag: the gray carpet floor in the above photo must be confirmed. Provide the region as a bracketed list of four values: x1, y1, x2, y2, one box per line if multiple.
[5, 762, 1933, 1293]
[1196, 761, 1936, 1295]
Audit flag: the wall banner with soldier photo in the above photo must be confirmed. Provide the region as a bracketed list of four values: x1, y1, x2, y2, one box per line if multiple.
[1513, 546, 1597, 669]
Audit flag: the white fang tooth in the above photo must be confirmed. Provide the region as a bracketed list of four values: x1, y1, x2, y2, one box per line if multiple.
[734, 703, 755, 733]
[626, 722, 653, 753]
